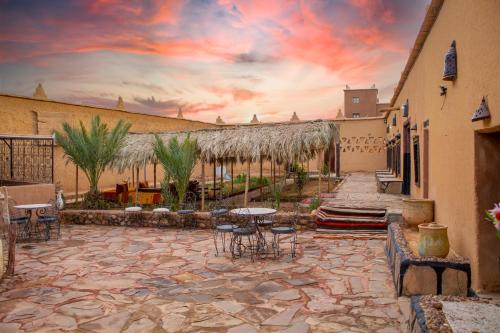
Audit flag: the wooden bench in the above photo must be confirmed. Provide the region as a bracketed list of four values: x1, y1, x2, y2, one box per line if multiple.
[377, 176, 403, 193]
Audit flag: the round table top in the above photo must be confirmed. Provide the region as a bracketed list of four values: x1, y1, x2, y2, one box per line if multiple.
[230, 208, 277, 216]
[14, 203, 52, 209]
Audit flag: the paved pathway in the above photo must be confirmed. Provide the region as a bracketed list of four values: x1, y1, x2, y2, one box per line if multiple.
[323, 172, 407, 215]
[0, 225, 407, 332]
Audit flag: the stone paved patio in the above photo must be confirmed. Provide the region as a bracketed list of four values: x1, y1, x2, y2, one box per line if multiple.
[323, 172, 407, 215]
[0, 225, 407, 332]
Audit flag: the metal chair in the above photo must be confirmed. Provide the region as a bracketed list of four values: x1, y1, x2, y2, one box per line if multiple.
[36, 199, 60, 241]
[271, 204, 298, 259]
[230, 208, 258, 261]
[178, 191, 197, 228]
[210, 199, 234, 256]
[6, 198, 29, 242]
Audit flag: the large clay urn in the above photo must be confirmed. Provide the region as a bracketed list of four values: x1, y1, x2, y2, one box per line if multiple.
[403, 198, 434, 227]
[418, 222, 450, 258]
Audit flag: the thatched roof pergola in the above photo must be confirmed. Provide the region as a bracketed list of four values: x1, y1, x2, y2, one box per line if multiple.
[113, 120, 340, 171]
[114, 120, 339, 208]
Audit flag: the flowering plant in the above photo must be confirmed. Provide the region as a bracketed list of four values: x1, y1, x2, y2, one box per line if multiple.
[485, 203, 500, 239]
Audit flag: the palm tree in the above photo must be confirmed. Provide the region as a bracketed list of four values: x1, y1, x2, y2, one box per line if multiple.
[54, 115, 131, 207]
[153, 135, 198, 208]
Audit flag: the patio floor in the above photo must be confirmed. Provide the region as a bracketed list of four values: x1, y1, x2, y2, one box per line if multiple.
[0, 225, 407, 332]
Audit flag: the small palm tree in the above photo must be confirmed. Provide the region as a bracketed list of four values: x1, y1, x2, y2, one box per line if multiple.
[154, 135, 197, 208]
[54, 116, 131, 208]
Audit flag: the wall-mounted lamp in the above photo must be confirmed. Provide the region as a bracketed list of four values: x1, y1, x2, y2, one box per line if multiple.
[402, 100, 409, 117]
[471, 96, 491, 122]
[410, 123, 417, 131]
[440, 85, 447, 96]
[443, 40, 457, 81]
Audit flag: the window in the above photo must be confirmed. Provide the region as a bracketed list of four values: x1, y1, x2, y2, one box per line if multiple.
[352, 113, 360, 118]
[352, 97, 360, 104]
[413, 137, 420, 186]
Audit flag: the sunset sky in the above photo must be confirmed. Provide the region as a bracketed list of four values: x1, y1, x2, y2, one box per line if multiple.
[0, 0, 429, 123]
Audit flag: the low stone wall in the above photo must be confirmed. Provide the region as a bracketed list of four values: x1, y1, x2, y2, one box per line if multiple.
[60, 209, 317, 230]
[386, 223, 471, 297]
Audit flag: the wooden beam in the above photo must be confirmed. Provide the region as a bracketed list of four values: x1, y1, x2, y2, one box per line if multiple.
[244, 160, 251, 207]
[201, 160, 205, 211]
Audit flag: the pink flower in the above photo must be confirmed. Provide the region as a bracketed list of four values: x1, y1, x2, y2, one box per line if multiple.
[489, 203, 500, 221]
[496, 223, 500, 231]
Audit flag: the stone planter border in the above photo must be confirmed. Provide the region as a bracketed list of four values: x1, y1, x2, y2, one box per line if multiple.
[60, 209, 317, 231]
[386, 223, 472, 296]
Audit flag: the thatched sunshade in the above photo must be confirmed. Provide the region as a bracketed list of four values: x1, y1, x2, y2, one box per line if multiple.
[113, 120, 340, 171]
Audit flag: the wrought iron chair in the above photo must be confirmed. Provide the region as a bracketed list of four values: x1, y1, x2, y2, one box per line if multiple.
[210, 197, 234, 256]
[178, 191, 197, 228]
[271, 203, 298, 259]
[230, 208, 258, 261]
[6, 198, 30, 242]
[36, 199, 60, 241]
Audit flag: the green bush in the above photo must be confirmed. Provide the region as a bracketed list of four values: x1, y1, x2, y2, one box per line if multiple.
[309, 195, 321, 211]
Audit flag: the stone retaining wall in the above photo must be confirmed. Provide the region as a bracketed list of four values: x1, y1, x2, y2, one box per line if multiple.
[60, 209, 317, 230]
[386, 223, 471, 297]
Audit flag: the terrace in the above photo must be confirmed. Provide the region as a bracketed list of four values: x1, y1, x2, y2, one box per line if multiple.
[0, 225, 405, 332]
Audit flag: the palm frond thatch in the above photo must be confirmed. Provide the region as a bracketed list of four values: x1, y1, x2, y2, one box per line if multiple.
[113, 120, 339, 171]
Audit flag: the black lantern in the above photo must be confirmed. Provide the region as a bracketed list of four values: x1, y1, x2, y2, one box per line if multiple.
[410, 123, 417, 131]
[471, 96, 491, 122]
[392, 115, 397, 126]
[402, 100, 409, 117]
[443, 40, 457, 81]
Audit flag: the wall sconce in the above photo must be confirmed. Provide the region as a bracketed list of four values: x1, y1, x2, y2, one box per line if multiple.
[410, 123, 417, 131]
[402, 100, 409, 117]
[471, 96, 491, 122]
[392, 115, 397, 126]
[440, 85, 447, 96]
[443, 40, 457, 81]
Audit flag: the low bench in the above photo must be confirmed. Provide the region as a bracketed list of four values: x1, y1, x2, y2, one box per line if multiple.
[377, 176, 403, 193]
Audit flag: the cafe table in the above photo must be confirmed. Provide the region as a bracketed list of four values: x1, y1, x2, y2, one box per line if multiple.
[14, 203, 52, 240]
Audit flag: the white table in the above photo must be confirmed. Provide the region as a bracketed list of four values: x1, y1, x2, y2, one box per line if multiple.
[230, 208, 277, 256]
[230, 208, 277, 216]
[14, 203, 52, 240]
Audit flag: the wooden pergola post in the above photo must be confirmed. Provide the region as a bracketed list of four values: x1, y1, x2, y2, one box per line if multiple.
[153, 162, 157, 188]
[143, 165, 147, 184]
[244, 160, 251, 207]
[135, 166, 140, 205]
[318, 151, 322, 195]
[132, 167, 135, 188]
[230, 159, 234, 194]
[335, 143, 341, 178]
[272, 156, 276, 191]
[75, 165, 79, 203]
[213, 159, 216, 200]
[201, 159, 205, 211]
[259, 156, 263, 199]
[327, 149, 331, 192]
[220, 159, 224, 197]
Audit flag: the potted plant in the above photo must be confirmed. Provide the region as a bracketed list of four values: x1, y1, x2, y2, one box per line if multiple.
[485, 203, 500, 239]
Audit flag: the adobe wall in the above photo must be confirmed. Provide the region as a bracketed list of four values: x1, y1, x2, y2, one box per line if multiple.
[390, 0, 500, 291]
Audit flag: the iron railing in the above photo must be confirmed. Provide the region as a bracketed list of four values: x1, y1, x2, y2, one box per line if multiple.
[0, 134, 54, 185]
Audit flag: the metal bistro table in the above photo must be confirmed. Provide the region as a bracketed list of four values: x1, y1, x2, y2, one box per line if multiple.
[230, 207, 277, 255]
[14, 203, 52, 241]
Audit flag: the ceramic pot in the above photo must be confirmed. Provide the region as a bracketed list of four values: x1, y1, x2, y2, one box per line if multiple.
[418, 222, 449, 258]
[403, 198, 434, 227]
